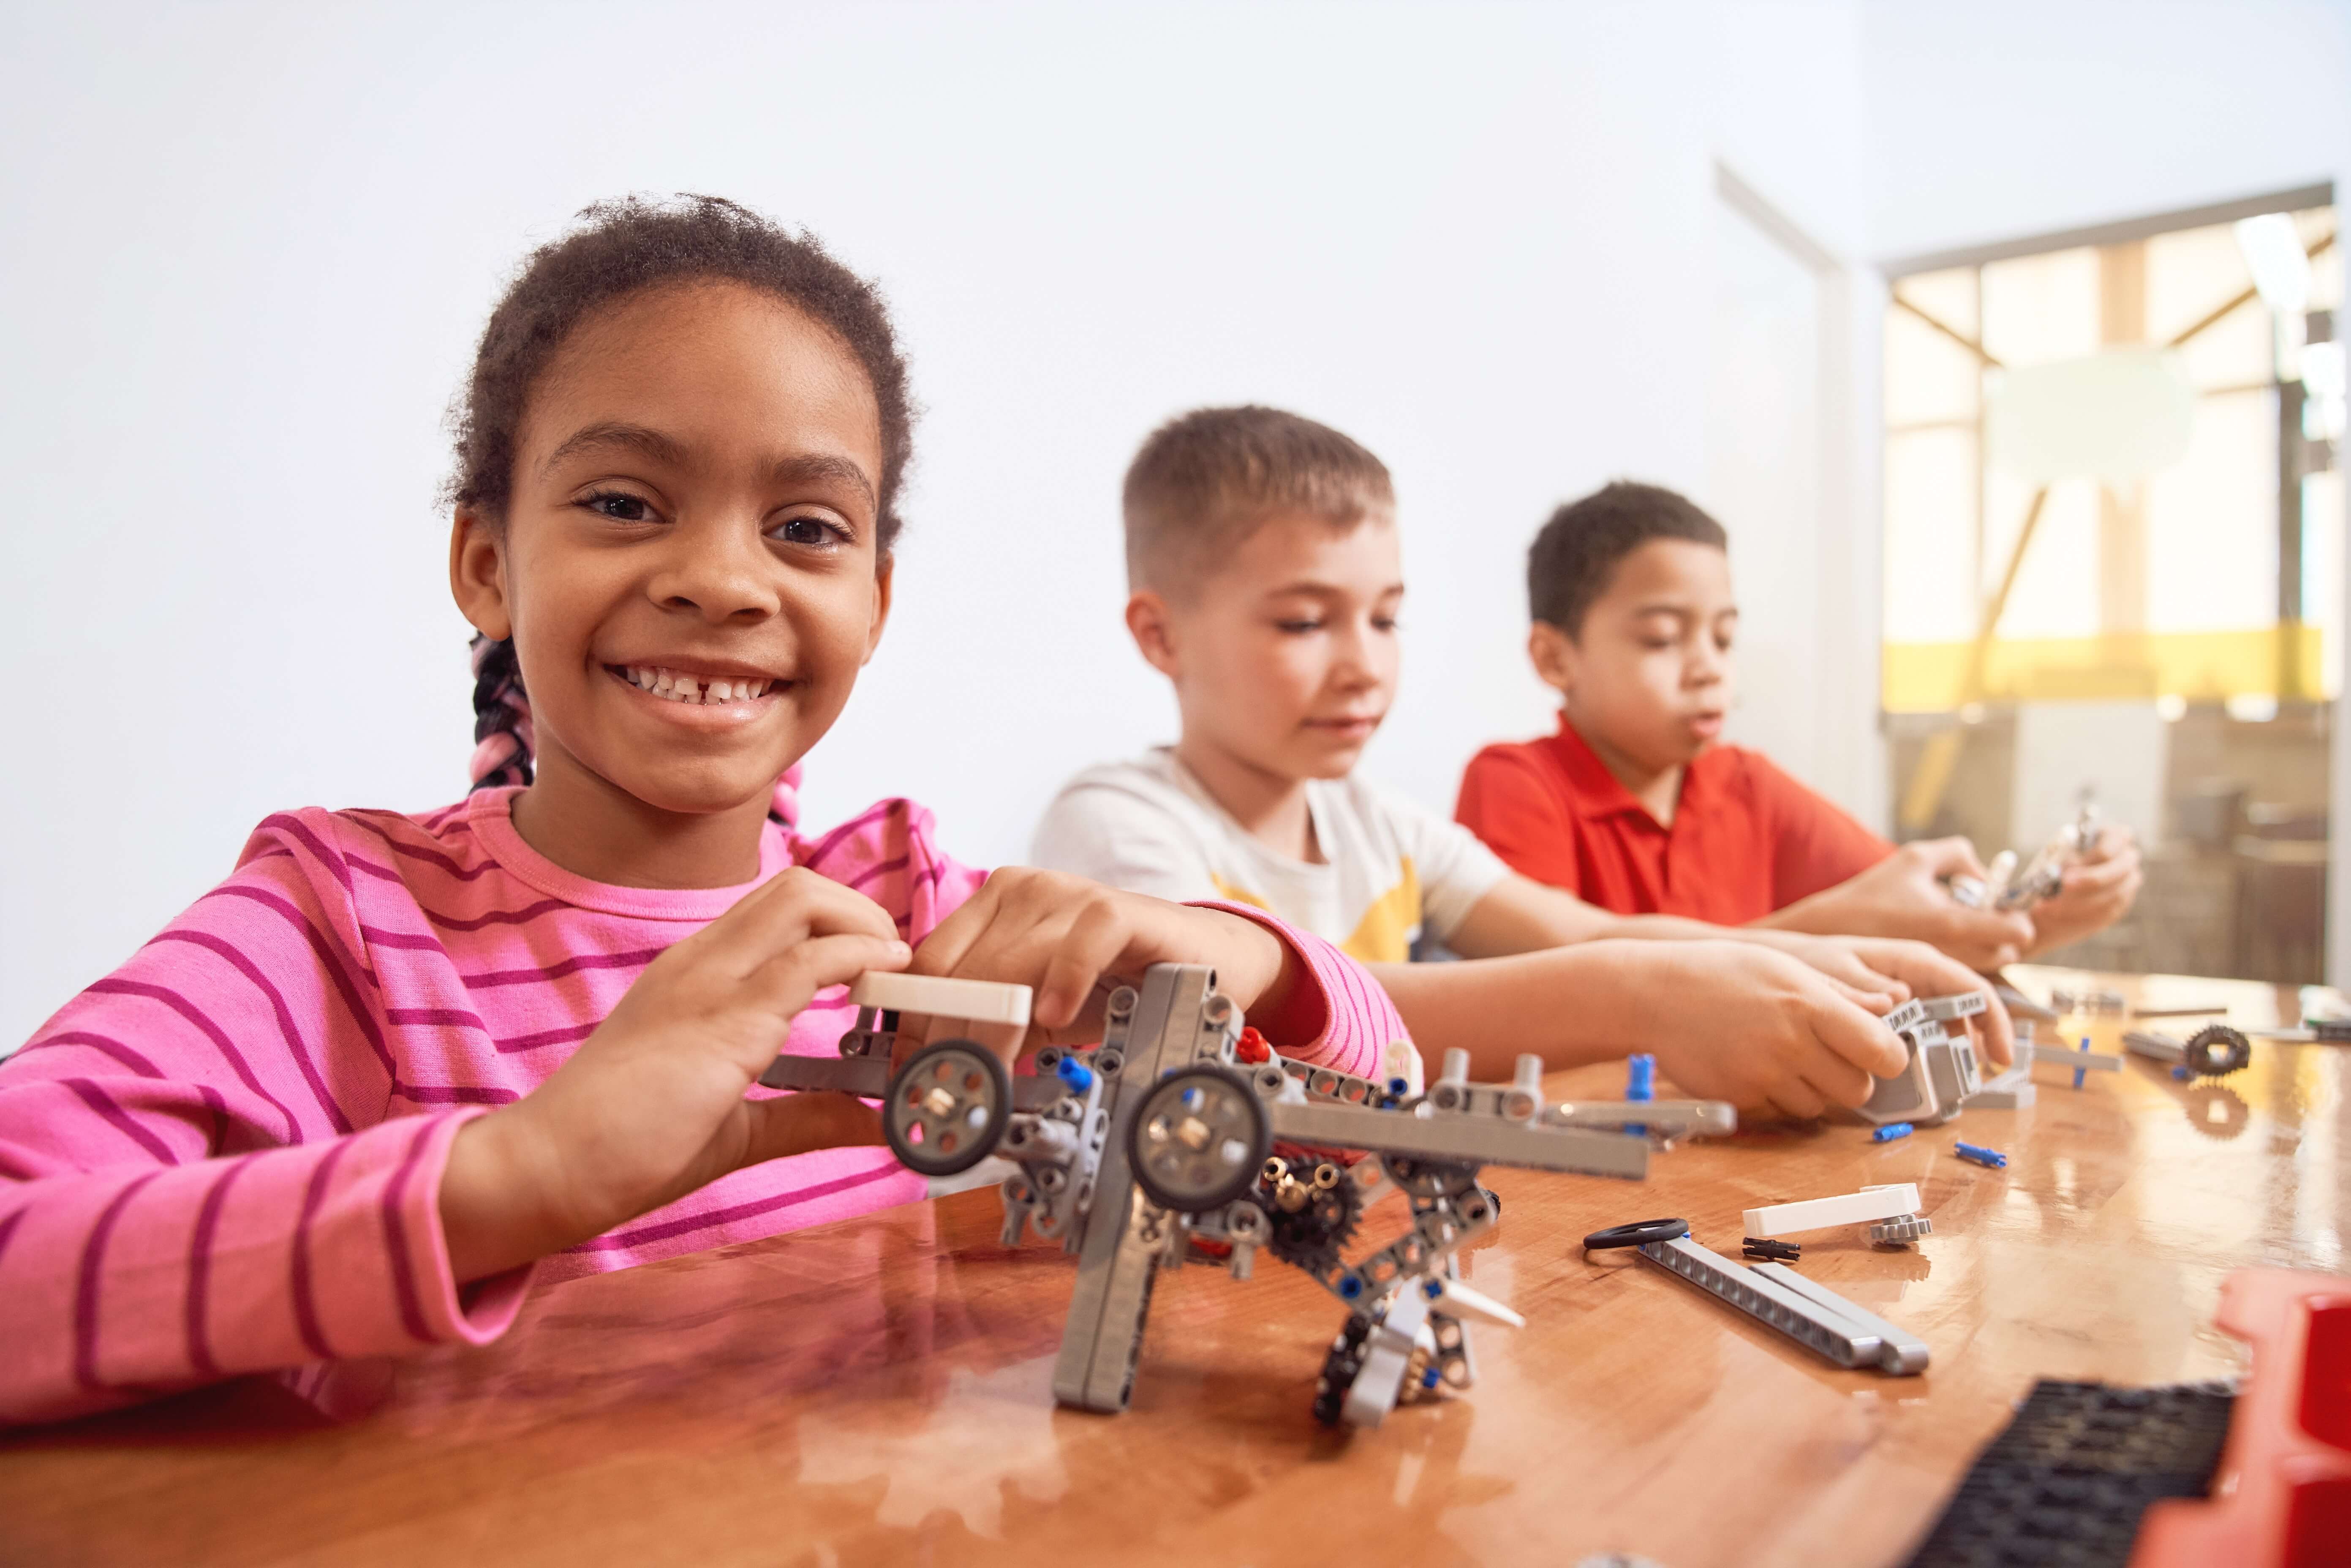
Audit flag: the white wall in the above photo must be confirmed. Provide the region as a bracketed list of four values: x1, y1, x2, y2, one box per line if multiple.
[0, 1, 1884, 1046]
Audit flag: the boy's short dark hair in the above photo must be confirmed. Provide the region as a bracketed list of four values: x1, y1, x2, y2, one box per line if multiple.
[1527, 481, 1728, 636]
[1124, 406, 1393, 599]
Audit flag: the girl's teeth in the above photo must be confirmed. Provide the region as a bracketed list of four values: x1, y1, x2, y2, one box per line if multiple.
[623, 667, 773, 703]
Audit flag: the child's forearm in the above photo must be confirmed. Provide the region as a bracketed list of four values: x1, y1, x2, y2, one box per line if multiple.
[0, 1113, 530, 1427]
[1366, 944, 1662, 1079]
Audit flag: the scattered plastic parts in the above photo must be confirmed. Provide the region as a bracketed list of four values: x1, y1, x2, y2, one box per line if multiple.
[2182, 1023, 2252, 1078]
[1962, 1063, 2036, 1111]
[1901, 1380, 2235, 1568]
[1581, 1217, 1692, 1250]
[1624, 1054, 1656, 1102]
[1742, 1183, 1922, 1239]
[2126, 1023, 2253, 1081]
[1623, 1053, 1654, 1137]
[2310, 1015, 2351, 1043]
[1869, 1214, 1934, 1246]
[2130, 1268, 2351, 1566]
[1633, 1232, 1929, 1374]
[1872, 1122, 1915, 1143]
[1741, 1237, 1801, 1262]
[2052, 987, 2129, 1016]
[1954, 1142, 2007, 1169]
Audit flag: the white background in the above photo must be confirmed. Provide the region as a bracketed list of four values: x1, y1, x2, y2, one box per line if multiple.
[3, 0, 2346, 1045]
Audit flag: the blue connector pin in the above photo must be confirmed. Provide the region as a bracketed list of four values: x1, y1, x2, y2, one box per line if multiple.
[1871, 1122, 1914, 1143]
[1624, 1053, 1655, 1138]
[1954, 1141, 2007, 1169]
[1056, 1056, 1095, 1093]
[2074, 1034, 2091, 1090]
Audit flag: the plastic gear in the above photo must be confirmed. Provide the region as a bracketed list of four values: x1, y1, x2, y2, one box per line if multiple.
[2182, 1023, 2251, 1078]
[1258, 1157, 1363, 1276]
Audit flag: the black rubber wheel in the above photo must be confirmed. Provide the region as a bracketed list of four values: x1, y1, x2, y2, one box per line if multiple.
[1127, 1064, 1273, 1213]
[883, 1040, 1011, 1177]
[2182, 1024, 2251, 1078]
[1581, 1217, 1691, 1251]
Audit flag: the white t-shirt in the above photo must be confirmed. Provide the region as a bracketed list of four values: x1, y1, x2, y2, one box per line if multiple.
[1029, 749, 1512, 967]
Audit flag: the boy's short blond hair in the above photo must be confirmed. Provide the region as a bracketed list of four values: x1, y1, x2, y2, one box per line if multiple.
[1122, 406, 1394, 599]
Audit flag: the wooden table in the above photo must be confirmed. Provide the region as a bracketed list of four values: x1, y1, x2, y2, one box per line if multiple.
[4, 968, 2346, 1567]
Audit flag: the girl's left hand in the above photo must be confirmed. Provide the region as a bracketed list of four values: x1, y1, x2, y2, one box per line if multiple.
[903, 868, 1301, 1056]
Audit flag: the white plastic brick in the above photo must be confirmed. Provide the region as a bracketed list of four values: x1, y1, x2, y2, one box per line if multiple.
[849, 970, 1033, 1027]
[1742, 1182, 1923, 1239]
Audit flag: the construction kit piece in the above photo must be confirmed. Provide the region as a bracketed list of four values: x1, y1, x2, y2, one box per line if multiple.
[1585, 1221, 1929, 1375]
[2122, 1023, 2253, 1079]
[1742, 1182, 1924, 1240]
[1741, 1238, 1801, 1262]
[2024, 1037, 2123, 1083]
[1859, 993, 1986, 1128]
[765, 964, 1731, 1429]
[1902, 1380, 2236, 1568]
[1954, 1142, 2007, 1169]
[1961, 1016, 2037, 1111]
[1870, 1122, 1914, 1143]
[2051, 986, 2129, 1015]
[1948, 799, 2103, 913]
[1869, 1214, 1935, 1246]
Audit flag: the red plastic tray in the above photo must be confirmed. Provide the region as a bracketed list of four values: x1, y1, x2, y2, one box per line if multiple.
[2131, 1269, 2351, 1567]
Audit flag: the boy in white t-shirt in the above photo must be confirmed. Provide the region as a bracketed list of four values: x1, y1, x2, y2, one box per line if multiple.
[1031, 406, 2009, 1119]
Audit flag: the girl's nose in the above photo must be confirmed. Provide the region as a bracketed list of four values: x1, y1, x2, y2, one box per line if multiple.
[646, 516, 782, 623]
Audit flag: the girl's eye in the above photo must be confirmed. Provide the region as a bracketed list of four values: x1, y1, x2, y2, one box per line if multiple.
[584, 490, 654, 523]
[1372, 616, 1400, 633]
[1275, 619, 1323, 634]
[771, 516, 846, 548]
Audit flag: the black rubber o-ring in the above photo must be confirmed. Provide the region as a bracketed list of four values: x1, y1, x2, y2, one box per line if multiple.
[1581, 1217, 1691, 1250]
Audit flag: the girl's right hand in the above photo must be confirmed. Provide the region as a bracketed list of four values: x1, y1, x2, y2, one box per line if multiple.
[1630, 941, 1909, 1121]
[437, 868, 914, 1283]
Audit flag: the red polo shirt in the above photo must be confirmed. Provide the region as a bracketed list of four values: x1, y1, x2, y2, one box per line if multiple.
[1453, 717, 1894, 923]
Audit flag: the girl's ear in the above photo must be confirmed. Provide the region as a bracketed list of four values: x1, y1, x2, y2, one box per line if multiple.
[450, 509, 513, 641]
[1527, 621, 1579, 700]
[859, 555, 895, 666]
[1125, 590, 1182, 679]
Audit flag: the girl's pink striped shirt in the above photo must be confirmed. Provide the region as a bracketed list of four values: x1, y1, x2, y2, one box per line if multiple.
[0, 787, 1407, 1426]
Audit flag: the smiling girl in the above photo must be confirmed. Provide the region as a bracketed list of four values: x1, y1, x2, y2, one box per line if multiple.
[0, 198, 1404, 1425]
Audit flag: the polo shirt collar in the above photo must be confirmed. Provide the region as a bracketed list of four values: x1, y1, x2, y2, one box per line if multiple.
[1546, 713, 1713, 829]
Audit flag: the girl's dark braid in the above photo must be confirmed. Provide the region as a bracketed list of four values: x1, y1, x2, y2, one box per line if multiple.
[468, 634, 534, 790]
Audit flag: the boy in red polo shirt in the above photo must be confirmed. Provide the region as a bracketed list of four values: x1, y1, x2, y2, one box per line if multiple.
[1455, 482, 2143, 969]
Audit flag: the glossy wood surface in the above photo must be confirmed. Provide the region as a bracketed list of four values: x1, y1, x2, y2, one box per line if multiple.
[4, 968, 2347, 1568]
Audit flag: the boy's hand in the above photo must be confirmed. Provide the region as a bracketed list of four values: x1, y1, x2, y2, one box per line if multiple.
[1815, 935, 2014, 1067]
[1633, 942, 1909, 1120]
[902, 868, 1298, 1055]
[1747, 931, 2015, 1067]
[2024, 825, 2143, 956]
[1765, 838, 2035, 970]
[438, 869, 914, 1283]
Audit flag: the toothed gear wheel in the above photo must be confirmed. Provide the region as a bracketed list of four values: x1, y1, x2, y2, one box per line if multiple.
[2182, 1023, 2252, 1078]
[1311, 1314, 1372, 1427]
[1258, 1159, 1363, 1276]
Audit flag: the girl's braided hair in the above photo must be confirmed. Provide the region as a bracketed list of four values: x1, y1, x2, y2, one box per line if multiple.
[449, 195, 914, 792]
